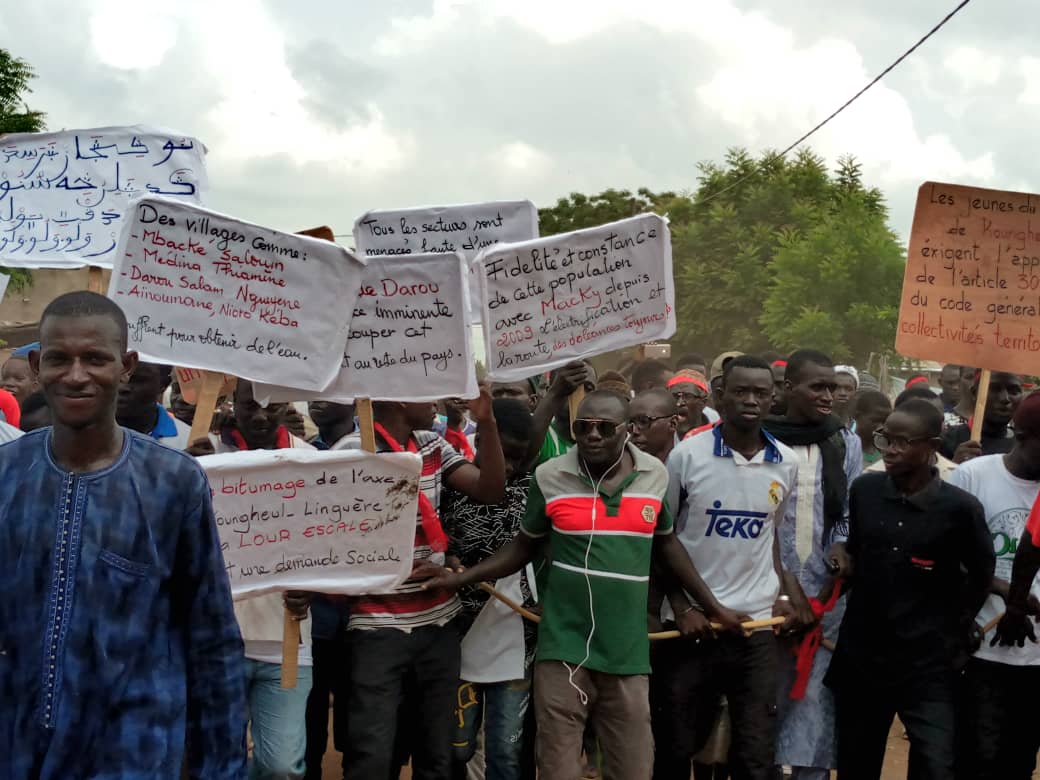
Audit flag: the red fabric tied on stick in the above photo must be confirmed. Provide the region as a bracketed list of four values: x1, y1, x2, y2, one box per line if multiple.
[372, 421, 450, 553]
[789, 583, 843, 701]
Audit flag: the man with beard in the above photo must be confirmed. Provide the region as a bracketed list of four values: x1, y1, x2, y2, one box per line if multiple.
[763, 349, 863, 780]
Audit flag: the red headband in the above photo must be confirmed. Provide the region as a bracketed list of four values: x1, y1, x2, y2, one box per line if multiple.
[668, 370, 709, 394]
[906, 376, 929, 388]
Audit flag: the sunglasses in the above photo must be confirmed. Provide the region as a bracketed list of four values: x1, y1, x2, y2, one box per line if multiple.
[873, 430, 932, 451]
[628, 414, 673, 429]
[572, 418, 622, 437]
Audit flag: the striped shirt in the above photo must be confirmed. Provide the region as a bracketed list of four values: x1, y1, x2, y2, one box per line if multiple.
[521, 443, 671, 675]
[334, 430, 466, 630]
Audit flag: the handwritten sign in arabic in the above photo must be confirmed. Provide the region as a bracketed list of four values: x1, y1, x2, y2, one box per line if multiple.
[477, 213, 674, 381]
[109, 197, 364, 391]
[896, 182, 1040, 375]
[353, 201, 538, 323]
[257, 252, 476, 403]
[0, 126, 207, 270]
[201, 448, 420, 598]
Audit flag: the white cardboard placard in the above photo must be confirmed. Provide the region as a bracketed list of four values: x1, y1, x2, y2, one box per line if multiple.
[477, 213, 674, 381]
[0, 125, 207, 269]
[201, 448, 420, 598]
[108, 196, 364, 391]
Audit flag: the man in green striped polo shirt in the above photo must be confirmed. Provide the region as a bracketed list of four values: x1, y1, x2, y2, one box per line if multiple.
[425, 390, 746, 779]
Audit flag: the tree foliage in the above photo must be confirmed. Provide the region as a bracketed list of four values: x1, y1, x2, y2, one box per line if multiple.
[0, 49, 46, 135]
[536, 150, 905, 364]
[0, 49, 44, 293]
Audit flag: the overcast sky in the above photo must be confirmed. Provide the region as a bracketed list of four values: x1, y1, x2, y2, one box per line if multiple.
[3, 0, 1032, 244]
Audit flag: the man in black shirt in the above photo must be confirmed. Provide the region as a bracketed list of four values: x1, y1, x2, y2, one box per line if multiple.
[827, 400, 994, 779]
[941, 371, 1022, 463]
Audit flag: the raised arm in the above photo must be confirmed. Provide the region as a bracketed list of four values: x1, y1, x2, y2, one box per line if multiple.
[444, 389, 505, 504]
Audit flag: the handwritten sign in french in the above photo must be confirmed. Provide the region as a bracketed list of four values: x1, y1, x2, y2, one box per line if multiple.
[0, 126, 207, 269]
[353, 201, 538, 323]
[256, 252, 477, 403]
[108, 196, 364, 391]
[896, 182, 1040, 375]
[476, 213, 675, 381]
[201, 448, 420, 598]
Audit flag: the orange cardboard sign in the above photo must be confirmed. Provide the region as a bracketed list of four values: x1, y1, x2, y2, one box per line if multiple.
[174, 367, 236, 405]
[896, 182, 1040, 375]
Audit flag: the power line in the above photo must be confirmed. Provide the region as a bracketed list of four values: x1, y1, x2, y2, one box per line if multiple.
[698, 0, 973, 206]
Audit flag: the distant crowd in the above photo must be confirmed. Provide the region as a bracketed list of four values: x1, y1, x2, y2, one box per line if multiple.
[3, 290, 1040, 780]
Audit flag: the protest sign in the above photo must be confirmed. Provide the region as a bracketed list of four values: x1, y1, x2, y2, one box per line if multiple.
[353, 201, 539, 323]
[896, 182, 1040, 376]
[256, 252, 477, 403]
[108, 196, 364, 391]
[201, 448, 420, 598]
[174, 366, 236, 405]
[0, 126, 207, 269]
[476, 213, 674, 382]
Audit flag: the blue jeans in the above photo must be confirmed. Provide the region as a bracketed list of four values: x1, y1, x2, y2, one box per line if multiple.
[453, 677, 531, 780]
[245, 658, 314, 780]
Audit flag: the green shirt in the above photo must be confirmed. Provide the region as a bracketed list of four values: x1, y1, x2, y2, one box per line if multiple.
[536, 423, 574, 466]
[521, 444, 672, 675]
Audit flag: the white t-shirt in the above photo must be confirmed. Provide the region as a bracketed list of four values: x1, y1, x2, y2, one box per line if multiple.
[665, 425, 798, 620]
[949, 454, 1040, 666]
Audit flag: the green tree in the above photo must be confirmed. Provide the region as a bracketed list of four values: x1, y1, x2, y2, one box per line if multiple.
[0, 49, 44, 294]
[668, 150, 903, 362]
[0, 49, 46, 134]
[538, 188, 686, 235]
[538, 150, 905, 365]
[760, 197, 904, 362]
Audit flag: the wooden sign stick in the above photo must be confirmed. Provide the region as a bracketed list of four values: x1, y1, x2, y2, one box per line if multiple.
[280, 608, 301, 689]
[284, 225, 337, 688]
[356, 398, 377, 453]
[187, 370, 225, 446]
[568, 387, 586, 440]
[87, 266, 105, 294]
[970, 369, 991, 443]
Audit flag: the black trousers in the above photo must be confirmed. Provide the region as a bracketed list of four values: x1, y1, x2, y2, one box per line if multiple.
[956, 657, 1040, 780]
[834, 670, 955, 780]
[651, 631, 777, 780]
[304, 636, 350, 780]
[344, 621, 461, 780]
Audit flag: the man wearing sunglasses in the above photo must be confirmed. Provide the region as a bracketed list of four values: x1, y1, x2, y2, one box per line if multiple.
[424, 390, 741, 779]
[826, 400, 993, 779]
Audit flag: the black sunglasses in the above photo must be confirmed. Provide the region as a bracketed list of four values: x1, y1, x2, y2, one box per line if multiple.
[572, 418, 622, 437]
[628, 414, 673, 429]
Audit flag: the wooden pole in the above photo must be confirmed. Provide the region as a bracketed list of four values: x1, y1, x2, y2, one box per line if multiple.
[476, 582, 784, 639]
[87, 266, 105, 294]
[187, 370, 225, 446]
[568, 387, 586, 440]
[971, 369, 991, 442]
[280, 608, 301, 689]
[356, 398, 377, 453]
